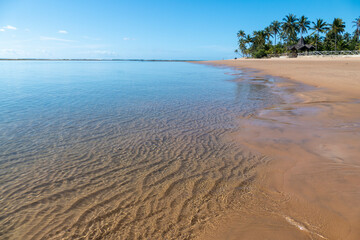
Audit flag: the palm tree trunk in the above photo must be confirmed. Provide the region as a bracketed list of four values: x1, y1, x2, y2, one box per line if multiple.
[335, 34, 337, 51]
[275, 33, 277, 45]
[316, 31, 319, 50]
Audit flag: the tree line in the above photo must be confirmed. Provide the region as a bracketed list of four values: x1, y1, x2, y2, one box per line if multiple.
[235, 14, 360, 58]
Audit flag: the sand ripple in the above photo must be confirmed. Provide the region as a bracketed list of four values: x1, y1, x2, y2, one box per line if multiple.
[0, 99, 269, 240]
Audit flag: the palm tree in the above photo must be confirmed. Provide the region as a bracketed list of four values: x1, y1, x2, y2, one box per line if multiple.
[298, 15, 310, 38]
[236, 30, 248, 57]
[237, 30, 246, 39]
[353, 16, 360, 42]
[245, 34, 252, 45]
[235, 14, 359, 57]
[282, 14, 299, 44]
[331, 18, 345, 51]
[244, 34, 253, 56]
[252, 30, 266, 47]
[307, 34, 322, 49]
[310, 19, 329, 50]
[279, 30, 287, 45]
[245, 34, 253, 56]
[264, 26, 273, 44]
[237, 30, 247, 56]
[236, 30, 247, 57]
[238, 39, 247, 57]
[270, 20, 281, 45]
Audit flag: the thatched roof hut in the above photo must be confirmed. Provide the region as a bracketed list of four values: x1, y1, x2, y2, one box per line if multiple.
[288, 37, 315, 51]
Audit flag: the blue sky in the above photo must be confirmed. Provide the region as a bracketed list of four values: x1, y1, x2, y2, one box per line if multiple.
[0, 0, 359, 60]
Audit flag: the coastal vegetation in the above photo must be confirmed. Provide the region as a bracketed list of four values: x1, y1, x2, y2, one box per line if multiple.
[236, 15, 360, 58]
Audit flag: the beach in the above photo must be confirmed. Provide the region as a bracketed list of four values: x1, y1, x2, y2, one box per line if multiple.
[198, 58, 360, 239]
[205, 57, 360, 97]
[1, 59, 359, 239]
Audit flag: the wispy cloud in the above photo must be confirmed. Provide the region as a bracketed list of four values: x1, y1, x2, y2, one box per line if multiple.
[0, 29, 4, 32]
[83, 36, 101, 41]
[40, 36, 75, 42]
[58, 30, 68, 34]
[123, 37, 135, 41]
[0, 48, 26, 55]
[3, 25, 17, 30]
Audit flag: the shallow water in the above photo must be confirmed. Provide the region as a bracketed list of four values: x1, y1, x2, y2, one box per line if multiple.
[0, 61, 279, 239]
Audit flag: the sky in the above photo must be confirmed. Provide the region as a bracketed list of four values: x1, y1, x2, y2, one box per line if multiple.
[0, 0, 359, 60]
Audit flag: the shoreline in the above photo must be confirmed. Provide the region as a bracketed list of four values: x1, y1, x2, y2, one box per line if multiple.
[0, 59, 202, 62]
[201, 57, 360, 98]
[197, 58, 360, 239]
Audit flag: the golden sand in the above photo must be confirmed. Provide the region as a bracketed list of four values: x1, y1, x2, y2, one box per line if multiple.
[198, 58, 360, 240]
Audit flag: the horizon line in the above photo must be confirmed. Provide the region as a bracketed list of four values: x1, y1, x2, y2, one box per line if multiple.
[0, 58, 204, 62]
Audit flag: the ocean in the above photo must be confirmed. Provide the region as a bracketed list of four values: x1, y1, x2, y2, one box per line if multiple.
[0, 61, 279, 239]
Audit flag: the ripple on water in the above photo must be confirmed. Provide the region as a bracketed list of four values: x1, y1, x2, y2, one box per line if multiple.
[0, 61, 280, 239]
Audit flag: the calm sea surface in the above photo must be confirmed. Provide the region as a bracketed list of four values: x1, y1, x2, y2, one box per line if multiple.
[0, 61, 279, 239]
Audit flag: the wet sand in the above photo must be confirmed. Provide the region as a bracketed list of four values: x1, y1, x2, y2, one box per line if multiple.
[197, 58, 360, 239]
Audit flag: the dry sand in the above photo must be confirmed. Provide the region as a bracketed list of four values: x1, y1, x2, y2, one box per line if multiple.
[206, 57, 360, 98]
[197, 58, 360, 240]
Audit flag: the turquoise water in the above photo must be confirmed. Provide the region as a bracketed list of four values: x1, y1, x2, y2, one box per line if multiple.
[0, 61, 279, 239]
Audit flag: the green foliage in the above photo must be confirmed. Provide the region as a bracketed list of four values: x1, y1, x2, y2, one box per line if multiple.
[270, 20, 281, 45]
[331, 18, 346, 51]
[253, 49, 267, 58]
[282, 14, 299, 44]
[235, 15, 359, 58]
[353, 16, 360, 41]
[299, 15, 310, 37]
[310, 19, 329, 50]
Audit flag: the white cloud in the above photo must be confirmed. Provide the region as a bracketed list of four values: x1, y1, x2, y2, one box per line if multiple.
[0, 48, 26, 55]
[123, 37, 134, 41]
[3, 25, 17, 30]
[0, 29, 4, 32]
[58, 30, 68, 34]
[40, 36, 75, 42]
